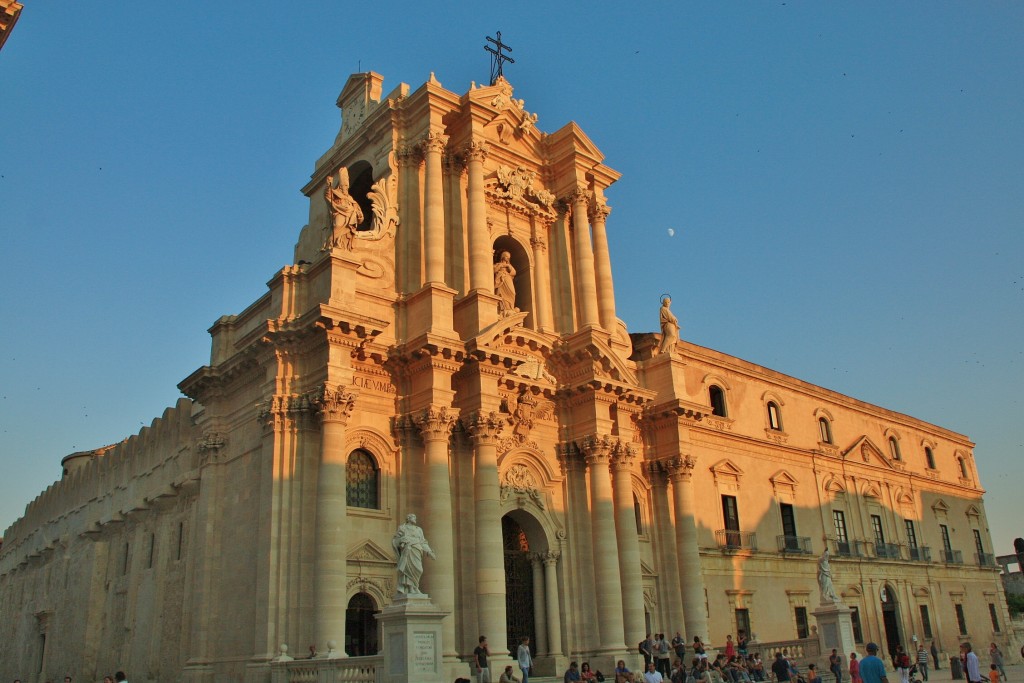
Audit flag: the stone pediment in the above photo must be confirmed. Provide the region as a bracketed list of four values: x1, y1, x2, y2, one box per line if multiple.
[710, 459, 744, 482]
[347, 539, 395, 566]
[770, 470, 799, 493]
[640, 560, 657, 578]
[842, 436, 896, 469]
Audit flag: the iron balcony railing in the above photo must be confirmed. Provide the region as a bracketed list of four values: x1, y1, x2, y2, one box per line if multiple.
[833, 539, 867, 558]
[777, 535, 813, 554]
[942, 548, 963, 564]
[716, 529, 757, 551]
[976, 552, 995, 567]
[908, 546, 931, 562]
[875, 542, 902, 560]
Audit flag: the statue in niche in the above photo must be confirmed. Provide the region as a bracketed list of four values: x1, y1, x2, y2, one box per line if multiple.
[817, 548, 841, 604]
[494, 251, 518, 317]
[322, 167, 364, 251]
[392, 513, 436, 596]
[658, 295, 679, 354]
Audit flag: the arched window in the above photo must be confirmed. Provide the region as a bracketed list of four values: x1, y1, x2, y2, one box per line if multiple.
[888, 436, 902, 461]
[958, 457, 968, 479]
[347, 449, 380, 509]
[633, 493, 644, 535]
[924, 446, 936, 470]
[709, 385, 728, 417]
[818, 417, 833, 444]
[767, 402, 783, 431]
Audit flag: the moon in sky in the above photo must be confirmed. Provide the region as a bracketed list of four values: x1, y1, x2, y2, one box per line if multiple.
[667, 228, 675, 237]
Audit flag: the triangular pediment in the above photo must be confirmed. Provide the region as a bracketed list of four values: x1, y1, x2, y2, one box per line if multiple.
[640, 560, 657, 577]
[842, 436, 895, 469]
[965, 504, 982, 518]
[931, 499, 950, 514]
[710, 459, 744, 478]
[770, 470, 799, 488]
[347, 539, 395, 565]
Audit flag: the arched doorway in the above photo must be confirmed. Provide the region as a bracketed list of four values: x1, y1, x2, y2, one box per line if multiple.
[503, 515, 536, 658]
[880, 584, 902, 660]
[345, 592, 378, 656]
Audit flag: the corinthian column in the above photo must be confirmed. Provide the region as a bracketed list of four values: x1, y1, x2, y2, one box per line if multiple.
[610, 443, 645, 646]
[647, 463, 684, 631]
[582, 436, 626, 653]
[465, 141, 491, 292]
[570, 189, 600, 328]
[588, 200, 616, 330]
[530, 225, 553, 332]
[421, 130, 448, 285]
[542, 551, 563, 655]
[315, 387, 356, 655]
[666, 455, 708, 642]
[415, 405, 459, 655]
[466, 410, 509, 656]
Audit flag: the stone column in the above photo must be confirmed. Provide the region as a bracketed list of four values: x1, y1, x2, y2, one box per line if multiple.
[647, 464, 685, 631]
[465, 141, 491, 293]
[466, 410, 509, 656]
[610, 442, 646, 647]
[666, 455, 708, 642]
[582, 436, 627, 652]
[422, 130, 448, 285]
[415, 405, 459, 656]
[570, 189, 600, 328]
[542, 551, 563, 656]
[397, 146, 423, 292]
[531, 222, 554, 332]
[315, 387, 356, 654]
[588, 200, 616, 330]
[560, 444, 598, 651]
[531, 554, 548, 654]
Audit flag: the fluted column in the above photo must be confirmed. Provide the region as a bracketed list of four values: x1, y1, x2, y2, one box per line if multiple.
[588, 199, 616, 330]
[559, 444, 598, 651]
[315, 387, 356, 655]
[422, 130, 448, 285]
[610, 443, 646, 646]
[570, 189, 600, 328]
[582, 436, 626, 652]
[415, 405, 459, 655]
[531, 554, 548, 654]
[465, 141, 491, 292]
[466, 411, 509, 656]
[397, 146, 423, 292]
[542, 551, 563, 655]
[530, 224, 553, 332]
[647, 464, 685, 631]
[666, 455, 708, 641]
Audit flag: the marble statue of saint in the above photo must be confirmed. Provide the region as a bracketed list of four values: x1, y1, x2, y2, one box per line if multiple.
[494, 251, 517, 317]
[817, 548, 841, 604]
[323, 167, 364, 251]
[392, 513, 436, 596]
[658, 296, 679, 354]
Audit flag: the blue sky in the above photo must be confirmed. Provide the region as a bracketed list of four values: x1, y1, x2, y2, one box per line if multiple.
[1, 2, 1022, 555]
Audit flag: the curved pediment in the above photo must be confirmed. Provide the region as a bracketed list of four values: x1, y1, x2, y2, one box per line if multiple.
[823, 474, 846, 494]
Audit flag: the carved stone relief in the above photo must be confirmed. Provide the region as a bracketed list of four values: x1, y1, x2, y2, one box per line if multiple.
[499, 463, 545, 509]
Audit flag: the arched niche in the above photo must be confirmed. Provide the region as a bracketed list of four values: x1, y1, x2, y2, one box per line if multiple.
[347, 160, 375, 232]
[493, 235, 534, 328]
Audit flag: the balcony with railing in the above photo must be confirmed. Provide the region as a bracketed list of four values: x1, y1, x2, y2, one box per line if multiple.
[833, 539, 867, 558]
[976, 552, 995, 567]
[777, 535, 813, 554]
[875, 542, 902, 560]
[908, 546, 931, 563]
[716, 529, 757, 551]
[942, 548, 963, 565]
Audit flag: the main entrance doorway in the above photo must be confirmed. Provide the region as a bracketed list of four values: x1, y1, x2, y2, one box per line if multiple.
[880, 584, 902, 659]
[503, 515, 536, 658]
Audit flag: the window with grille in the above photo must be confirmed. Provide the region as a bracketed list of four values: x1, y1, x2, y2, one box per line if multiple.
[795, 606, 809, 639]
[940, 524, 952, 552]
[347, 450, 380, 509]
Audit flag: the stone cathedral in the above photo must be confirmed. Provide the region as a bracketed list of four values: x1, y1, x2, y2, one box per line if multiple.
[0, 72, 1013, 683]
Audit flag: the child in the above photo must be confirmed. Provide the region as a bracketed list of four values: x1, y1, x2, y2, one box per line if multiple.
[988, 664, 999, 683]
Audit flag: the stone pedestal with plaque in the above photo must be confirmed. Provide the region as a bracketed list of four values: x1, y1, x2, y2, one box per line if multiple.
[377, 594, 449, 683]
[812, 602, 858, 662]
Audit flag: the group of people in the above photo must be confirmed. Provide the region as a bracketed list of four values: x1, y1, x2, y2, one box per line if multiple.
[12, 674, 127, 683]
[959, 642, 1008, 683]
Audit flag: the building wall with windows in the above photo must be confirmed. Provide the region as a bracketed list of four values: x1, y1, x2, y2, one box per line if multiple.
[0, 70, 1014, 683]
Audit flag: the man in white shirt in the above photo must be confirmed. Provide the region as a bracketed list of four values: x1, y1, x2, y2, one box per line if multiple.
[644, 662, 664, 683]
[961, 643, 982, 683]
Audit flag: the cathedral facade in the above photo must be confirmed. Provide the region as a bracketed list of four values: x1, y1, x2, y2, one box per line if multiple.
[0, 72, 1012, 683]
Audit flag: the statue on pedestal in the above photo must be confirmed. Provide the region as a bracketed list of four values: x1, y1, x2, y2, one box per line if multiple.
[658, 295, 679, 354]
[817, 548, 841, 604]
[494, 250, 518, 317]
[392, 513, 436, 596]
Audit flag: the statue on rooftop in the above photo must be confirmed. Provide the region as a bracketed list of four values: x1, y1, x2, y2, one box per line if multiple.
[658, 296, 679, 354]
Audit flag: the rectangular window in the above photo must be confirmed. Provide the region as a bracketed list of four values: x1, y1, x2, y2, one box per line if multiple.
[780, 503, 799, 550]
[722, 495, 740, 547]
[147, 533, 155, 569]
[177, 521, 184, 561]
[955, 603, 968, 635]
[940, 524, 952, 552]
[735, 608, 751, 641]
[973, 529, 985, 557]
[871, 514, 885, 546]
[795, 606, 809, 639]
[122, 542, 130, 575]
[905, 520, 918, 548]
[768, 403, 782, 430]
[850, 606, 863, 643]
[833, 510, 849, 553]
[920, 605, 933, 639]
[989, 603, 1000, 633]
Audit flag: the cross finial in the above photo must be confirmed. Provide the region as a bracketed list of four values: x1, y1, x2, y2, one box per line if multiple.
[485, 31, 514, 85]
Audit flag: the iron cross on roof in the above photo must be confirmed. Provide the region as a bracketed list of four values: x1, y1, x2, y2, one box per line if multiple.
[485, 31, 514, 85]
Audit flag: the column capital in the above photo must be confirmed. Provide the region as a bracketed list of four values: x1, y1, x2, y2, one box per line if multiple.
[609, 441, 637, 472]
[568, 185, 590, 208]
[419, 129, 449, 155]
[578, 434, 616, 466]
[397, 145, 423, 167]
[463, 140, 490, 163]
[530, 235, 547, 252]
[556, 441, 585, 474]
[541, 550, 561, 567]
[588, 199, 611, 223]
[463, 410, 506, 445]
[414, 405, 458, 442]
[664, 454, 697, 481]
[443, 152, 466, 176]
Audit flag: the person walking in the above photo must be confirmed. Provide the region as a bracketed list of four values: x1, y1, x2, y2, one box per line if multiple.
[988, 643, 1006, 682]
[895, 646, 910, 683]
[849, 653, 861, 683]
[859, 644, 889, 683]
[916, 643, 929, 682]
[961, 643, 982, 683]
[518, 637, 533, 683]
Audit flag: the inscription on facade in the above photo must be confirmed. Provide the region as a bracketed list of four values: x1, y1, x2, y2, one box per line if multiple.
[354, 375, 397, 394]
[412, 631, 437, 674]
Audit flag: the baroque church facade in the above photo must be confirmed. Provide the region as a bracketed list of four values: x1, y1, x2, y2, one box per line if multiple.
[0, 71, 1013, 682]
